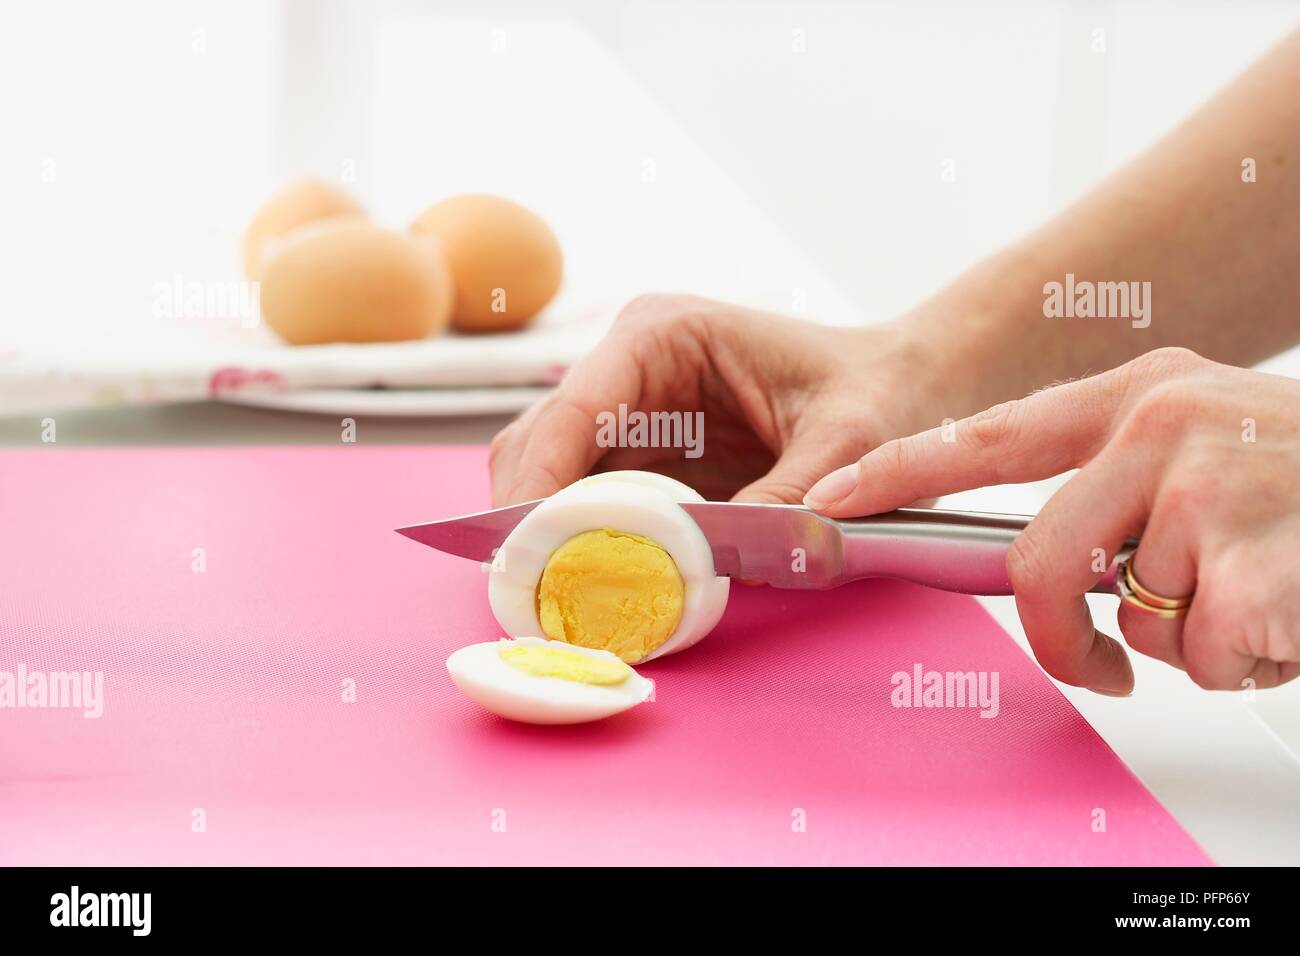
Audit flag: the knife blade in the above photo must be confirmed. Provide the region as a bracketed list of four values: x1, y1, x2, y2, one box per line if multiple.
[395, 500, 838, 586]
[395, 500, 1133, 595]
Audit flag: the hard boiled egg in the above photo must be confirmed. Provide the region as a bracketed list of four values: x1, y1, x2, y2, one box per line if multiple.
[487, 471, 730, 664]
[258, 221, 454, 345]
[447, 637, 653, 724]
[409, 194, 563, 333]
[242, 179, 366, 280]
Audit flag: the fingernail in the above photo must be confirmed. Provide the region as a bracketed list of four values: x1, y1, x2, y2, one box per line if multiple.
[804, 463, 859, 510]
[1090, 687, 1132, 698]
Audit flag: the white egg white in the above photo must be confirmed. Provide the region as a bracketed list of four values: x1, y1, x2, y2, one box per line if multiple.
[486, 470, 731, 661]
[446, 638, 653, 724]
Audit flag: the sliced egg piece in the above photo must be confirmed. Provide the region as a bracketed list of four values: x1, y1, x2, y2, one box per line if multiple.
[447, 637, 653, 724]
[487, 470, 730, 663]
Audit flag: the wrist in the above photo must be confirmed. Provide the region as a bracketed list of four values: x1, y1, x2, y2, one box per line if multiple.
[847, 319, 977, 439]
[889, 251, 1057, 419]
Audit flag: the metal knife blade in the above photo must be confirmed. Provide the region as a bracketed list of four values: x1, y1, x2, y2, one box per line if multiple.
[395, 500, 542, 564]
[394, 500, 845, 586]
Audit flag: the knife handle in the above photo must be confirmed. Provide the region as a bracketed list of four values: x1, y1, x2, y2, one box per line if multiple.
[836, 508, 1136, 596]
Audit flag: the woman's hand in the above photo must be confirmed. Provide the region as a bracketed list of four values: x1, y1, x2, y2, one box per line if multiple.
[807, 347, 1300, 695]
[489, 293, 952, 506]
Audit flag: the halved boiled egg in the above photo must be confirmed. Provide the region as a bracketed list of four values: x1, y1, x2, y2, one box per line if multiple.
[487, 471, 730, 663]
[447, 637, 653, 724]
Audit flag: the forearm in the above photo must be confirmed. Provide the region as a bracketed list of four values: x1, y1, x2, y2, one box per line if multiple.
[900, 29, 1300, 415]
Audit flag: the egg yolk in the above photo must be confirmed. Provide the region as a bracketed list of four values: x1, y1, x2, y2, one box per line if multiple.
[498, 641, 633, 685]
[535, 528, 685, 663]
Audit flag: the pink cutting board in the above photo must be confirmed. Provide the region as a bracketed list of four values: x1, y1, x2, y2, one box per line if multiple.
[0, 446, 1207, 865]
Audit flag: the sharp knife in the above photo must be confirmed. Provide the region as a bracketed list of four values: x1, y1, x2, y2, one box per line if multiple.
[396, 501, 1135, 596]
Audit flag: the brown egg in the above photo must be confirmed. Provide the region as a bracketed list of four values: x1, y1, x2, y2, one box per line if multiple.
[410, 194, 563, 332]
[242, 180, 366, 279]
[258, 221, 453, 345]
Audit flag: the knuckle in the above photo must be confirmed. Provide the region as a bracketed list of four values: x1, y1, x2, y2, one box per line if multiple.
[487, 425, 515, 462]
[1005, 528, 1049, 596]
[615, 292, 700, 331]
[868, 436, 911, 488]
[489, 392, 561, 466]
[1116, 381, 1199, 442]
[513, 458, 567, 500]
[1151, 476, 1211, 525]
[961, 400, 1023, 456]
[744, 478, 809, 506]
[1130, 346, 1207, 378]
[619, 291, 670, 314]
[1175, 440, 1228, 478]
[1206, 553, 1297, 664]
[1181, 591, 1241, 690]
[1261, 618, 1300, 669]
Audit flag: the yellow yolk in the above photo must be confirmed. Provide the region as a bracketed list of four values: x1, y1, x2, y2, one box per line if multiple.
[535, 528, 685, 663]
[498, 641, 634, 685]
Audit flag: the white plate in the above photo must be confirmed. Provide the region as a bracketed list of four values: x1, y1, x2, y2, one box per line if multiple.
[220, 385, 551, 418]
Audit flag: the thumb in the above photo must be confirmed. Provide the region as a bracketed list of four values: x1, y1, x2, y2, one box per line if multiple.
[730, 430, 864, 505]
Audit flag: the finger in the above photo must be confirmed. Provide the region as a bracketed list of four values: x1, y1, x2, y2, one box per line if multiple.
[1184, 522, 1300, 690]
[490, 396, 554, 507]
[1181, 589, 1300, 691]
[807, 373, 1124, 517]
[1116, 602, 1186, 670]
[502, 343, 645, 504]
[731, 426, 865, 505]
[1180, 594, 1266, 691]
[1006, 450, 1147, 694]
[1239, 657, 1300, 691]
[1177, 564, 1298, 692]
[1114, 484, 1199, 671]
